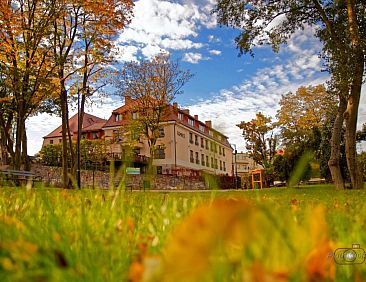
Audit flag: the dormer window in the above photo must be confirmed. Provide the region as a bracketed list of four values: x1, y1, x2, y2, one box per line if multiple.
[132, 112, 139, 119]
[188, 119, 194, 126]
[115, 114, 122, 121]
[178, 112, 184, 120]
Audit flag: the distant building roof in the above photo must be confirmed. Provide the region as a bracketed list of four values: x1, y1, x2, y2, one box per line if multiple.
[43, 113, 107, 139]
[103, 97, 231, 148]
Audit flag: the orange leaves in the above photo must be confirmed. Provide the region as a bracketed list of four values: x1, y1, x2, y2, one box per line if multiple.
[305, 240, 335, 282]
[128, 198, 340, 282]
[161, 198, 257, 281]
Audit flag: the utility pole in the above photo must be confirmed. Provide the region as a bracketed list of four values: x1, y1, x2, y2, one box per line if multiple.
[231, 143, 238, 189]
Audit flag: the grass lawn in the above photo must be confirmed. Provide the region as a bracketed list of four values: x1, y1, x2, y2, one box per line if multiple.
[0, 184, 365, 281]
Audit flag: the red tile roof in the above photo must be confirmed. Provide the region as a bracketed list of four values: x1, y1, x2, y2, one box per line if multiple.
[103, 98, 231, 147]
[43, 113, 107, 139]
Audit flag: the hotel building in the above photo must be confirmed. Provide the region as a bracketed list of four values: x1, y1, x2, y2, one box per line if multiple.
[43, 98, 234, 176]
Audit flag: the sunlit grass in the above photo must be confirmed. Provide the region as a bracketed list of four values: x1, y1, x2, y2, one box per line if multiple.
[0, 184, 365, 281]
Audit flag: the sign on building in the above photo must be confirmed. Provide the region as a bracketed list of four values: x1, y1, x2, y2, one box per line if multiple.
[126, 167, 140, 175]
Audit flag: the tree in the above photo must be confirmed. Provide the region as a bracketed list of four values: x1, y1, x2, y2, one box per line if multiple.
[237, 112, 277, 169]
[277, 85, 337, 145]
[214, 0, 366, 189]
[356, 124, 366, 142]
[0, 0, 59, 170]
[358, 152, 366, 182]
[116, 53, 193, 174]
[276, 84, 342, 182]
[50, 0, 133, 187]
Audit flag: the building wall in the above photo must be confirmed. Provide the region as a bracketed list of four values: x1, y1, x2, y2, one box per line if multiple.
[153, 122, 233, 176]
[104, 121, 233, 176]
[43, 137, 64, 147]
[235, 153, 262, 176]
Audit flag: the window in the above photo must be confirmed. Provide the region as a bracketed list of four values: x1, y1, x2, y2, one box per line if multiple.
[201, 137, 204, 148]
[59, 139, 62, 143]
[211, 157, 214, 168]
[50, 140, 53, 145]
[214, 143, 218, 153]
[201, 154, 205, 166]
[113, 130, 123, 142]
[223, 148, 225, 156]
[215, 159, 218, 169]
[195, 152, 199, 164]
[209, 130, 213, 137]
[188, 118, 194, 126]
[190, 150, 194, 163]
[220, 160, 222, 170]
[154, 145, 165, 159]
[131, 131, 139, 141]
[132, 112, 139, 119]
[195, 135, 199, 145]
[92, 132, 99, 139]
[206, 156, 209, 167]
[205, 139, 209, 150]
[115, 114, 122, 121]
[189, 132, 193, 144]
[158, 127, 165, 138]
[219, 146, 222, 155]
[178, 112, 184, 120]
[157, 166, 163, 174]
[223, 162, 226, 172]
[210, 141, 214, 152]
[199, 124, 205, 132]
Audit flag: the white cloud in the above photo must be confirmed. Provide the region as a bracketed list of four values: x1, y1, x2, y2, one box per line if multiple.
[186, 29, 330, 152]
[208, 35, 220, 43]
[209, 49, 221, 55]
[115, 0, 216, 61]
[182, 52, 203, 64]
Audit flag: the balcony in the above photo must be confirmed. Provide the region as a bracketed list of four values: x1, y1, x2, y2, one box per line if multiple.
[107, 153, 149, 164]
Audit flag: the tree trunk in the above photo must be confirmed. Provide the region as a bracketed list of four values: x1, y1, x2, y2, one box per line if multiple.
[65, 102, 76, 187]
[21, 122, 30, 171]
[344, 80, 363, 189]
[0, 113, 15, 164]
[344, 1, 364, 189]
[328, 95, 346, 189]
[14, 99, 25, 170]
[60, 79, 69, 188]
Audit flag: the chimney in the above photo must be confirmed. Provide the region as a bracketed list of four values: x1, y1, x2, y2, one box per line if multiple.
[194, 115, 198, 120]
[182, 109, 190, 115]
[173, 102, 178, 108]
[124, 95, 132, 105]
[205, 120, 212, 128]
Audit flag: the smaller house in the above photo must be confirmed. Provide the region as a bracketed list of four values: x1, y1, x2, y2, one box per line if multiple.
[43, 113, 107, 146]
[235, 152, 263, 188]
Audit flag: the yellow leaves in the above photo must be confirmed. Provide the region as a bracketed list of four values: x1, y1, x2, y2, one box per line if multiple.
[161, 198, 256, 281]
[277, 84, 338, 137]
[0, 215, 26, 231]
[304, 206, 335, 282]
[306, 240, 335, 282]
[1, 239, 39, 264]
[129, 198, 339, 282]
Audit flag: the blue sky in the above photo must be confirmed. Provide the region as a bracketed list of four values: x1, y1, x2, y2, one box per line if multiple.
[26, 0, 366, 155]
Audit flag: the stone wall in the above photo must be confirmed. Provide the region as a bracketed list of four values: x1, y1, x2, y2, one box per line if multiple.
[31, 164, 207, 190]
